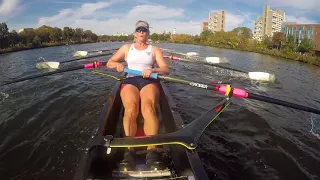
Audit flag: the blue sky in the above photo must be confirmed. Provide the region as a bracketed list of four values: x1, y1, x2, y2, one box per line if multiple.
[1, 0, 319, 35]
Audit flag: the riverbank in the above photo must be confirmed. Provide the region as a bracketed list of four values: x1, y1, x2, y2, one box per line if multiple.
[0, 41, 96, 55]
[169, 32, 320, 67]
[191, 42, 320, 67]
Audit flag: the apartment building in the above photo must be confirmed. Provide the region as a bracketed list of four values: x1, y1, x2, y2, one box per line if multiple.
[253, 17, 264, 41]
[263, 6, 285, 37]
[253, 5, 285, 41]
[208, 10, 225, 32]
[281, 24, 320, 51]
[201, 20, 209, 32]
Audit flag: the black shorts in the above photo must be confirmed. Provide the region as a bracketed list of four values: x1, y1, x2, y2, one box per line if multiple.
[121, 76, 160, 91]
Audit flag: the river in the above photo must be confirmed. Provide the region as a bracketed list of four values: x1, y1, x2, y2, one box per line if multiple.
[0, 42, 319, 180]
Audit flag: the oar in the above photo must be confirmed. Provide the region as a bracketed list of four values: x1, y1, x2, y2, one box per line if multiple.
[123, 68, 320, 115]
[164, 55, 275, 82]
[162, 49, 229, 64]
[73, 48, 118, 57]
[36, 52, 114, 69]
[2, 61, 106, 86]
[161, 48, 200, 57]
[164, 55, 228, 64]
[162, 49, 276, 81]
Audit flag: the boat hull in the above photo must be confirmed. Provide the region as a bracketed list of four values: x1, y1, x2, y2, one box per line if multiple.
[73, 81, 209, 180]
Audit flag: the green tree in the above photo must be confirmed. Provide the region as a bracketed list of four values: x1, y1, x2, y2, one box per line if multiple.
[262, 35, 273, 49]
[49, 28, 63, 42]
[158, 34, 165, 41]
[36, 25, 53, 43]
[33, 35, 41, 46]
[232, 27, 252, 38]
[73, 28, 83, 42]
[285, 35, 296, 51]
[193, 35, 201, 43]
[272, 32, 286, 50]
[83, 30, 93, 42]
[200, 30, 213, 42]
[63, 27, 74, 42]
[90, 33, 98, 42]
[8, 30, 20, 48]
[19, 30, 36, 45]
[0, 23, 9, 49]
[298, 38, 313, 53]
[150, 33, 158, 41]
[164, 34, 170, 41]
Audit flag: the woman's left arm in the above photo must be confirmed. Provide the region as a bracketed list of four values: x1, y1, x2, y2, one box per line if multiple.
[152, 47, 169, 75]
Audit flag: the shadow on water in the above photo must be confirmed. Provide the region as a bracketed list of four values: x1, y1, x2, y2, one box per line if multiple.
[0, 42, 319, 180]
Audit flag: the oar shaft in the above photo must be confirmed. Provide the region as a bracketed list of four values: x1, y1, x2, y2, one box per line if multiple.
[2, 66, 82, 86]
[87, 48, 118, 53]
[158, 75, 217, 90]
[164, 55, 248, 74]
[248, 93, 320, 114]
[63, 52, 113, 64]
[2, 62, 106, 86]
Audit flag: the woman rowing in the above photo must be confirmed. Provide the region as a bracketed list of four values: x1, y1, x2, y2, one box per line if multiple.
[106, 20, 169, 171]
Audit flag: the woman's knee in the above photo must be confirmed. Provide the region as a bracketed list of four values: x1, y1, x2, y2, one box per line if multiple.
[124, 102, 139, 116]
[141, 100, 156, 115]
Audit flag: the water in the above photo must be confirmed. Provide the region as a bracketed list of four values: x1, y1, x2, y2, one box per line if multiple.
[0, 42, 320, 180]
[311, 115, 320, 139]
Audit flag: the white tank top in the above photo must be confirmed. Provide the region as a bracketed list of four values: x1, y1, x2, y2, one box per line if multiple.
[126, 44, 154, 77]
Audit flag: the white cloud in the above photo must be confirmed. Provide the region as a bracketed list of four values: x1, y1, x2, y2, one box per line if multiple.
[48, 1, 84, 4]
[269, 0, 320, 10]
[38, 9, 73, 25]
[36, 3, 198, 35]
[127, 5, 184, 20]
[225, 13, 245, 31]
[0, 0, 21, 22]
[285, 15, 317, 24]
[38, 1, 111, 26]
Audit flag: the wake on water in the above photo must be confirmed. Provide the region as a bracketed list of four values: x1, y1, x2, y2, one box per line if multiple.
[310, 115, 320, 139]
[0, 92, 9, 103]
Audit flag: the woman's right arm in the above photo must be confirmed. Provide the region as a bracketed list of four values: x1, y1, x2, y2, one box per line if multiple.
[106, 44, 128, 69]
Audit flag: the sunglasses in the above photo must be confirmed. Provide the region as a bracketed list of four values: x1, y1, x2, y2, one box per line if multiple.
[135, 27, 149, 33]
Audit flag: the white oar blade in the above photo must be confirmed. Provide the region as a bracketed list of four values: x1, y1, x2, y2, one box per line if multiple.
[248, 72, 276, 82]
[36, 62, 60, 69]
[186, 52, 199, 56]
[205, 57, 229, 64]
[73, 51, 88, 57]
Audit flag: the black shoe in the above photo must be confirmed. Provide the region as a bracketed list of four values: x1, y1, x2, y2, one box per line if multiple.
[146, 148, 165, 170]
[119, 149, 136, 171]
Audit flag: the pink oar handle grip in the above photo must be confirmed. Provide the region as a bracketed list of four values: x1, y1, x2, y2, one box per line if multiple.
[171, 56, 180, 60]
[163, 55, 180, 60]
[218, 85, 248, 98]
[84, 62, 103, 69]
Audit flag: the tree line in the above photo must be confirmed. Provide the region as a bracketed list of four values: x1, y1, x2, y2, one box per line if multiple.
[98, 35, 134, 42]
[0, 22, 99, 53]
[169, 27, 319, 66]
[97, 32, 171, 42]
